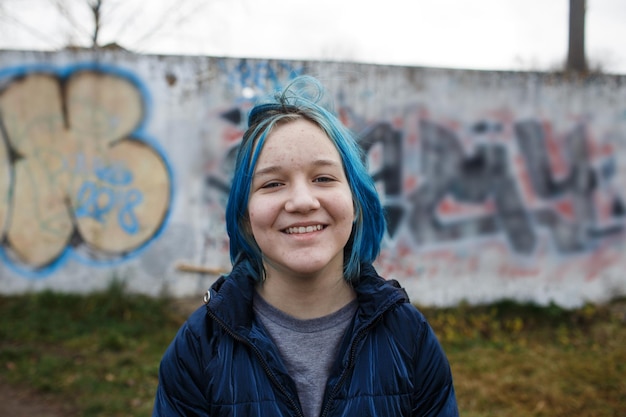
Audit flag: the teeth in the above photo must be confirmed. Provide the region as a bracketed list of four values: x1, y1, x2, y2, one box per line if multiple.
[285, 225, 323, 234]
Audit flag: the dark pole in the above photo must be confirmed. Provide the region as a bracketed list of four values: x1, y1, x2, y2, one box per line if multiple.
[566, 0, 587, 73]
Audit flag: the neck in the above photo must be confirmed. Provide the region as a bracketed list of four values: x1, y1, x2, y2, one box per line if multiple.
[256, 268, 356, 320]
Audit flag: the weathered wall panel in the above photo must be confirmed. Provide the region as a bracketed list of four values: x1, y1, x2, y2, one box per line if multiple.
[0, 49, 625, 307]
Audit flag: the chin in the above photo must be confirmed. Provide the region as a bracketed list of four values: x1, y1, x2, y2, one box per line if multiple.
[288, 260, 342, 278]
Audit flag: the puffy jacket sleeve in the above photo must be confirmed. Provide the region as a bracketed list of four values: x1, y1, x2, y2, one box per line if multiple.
[153, 309, 210, 417]
[411, 312, 459, 417]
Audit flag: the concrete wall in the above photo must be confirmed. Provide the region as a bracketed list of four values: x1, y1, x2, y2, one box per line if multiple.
[0, 49, 625, 307]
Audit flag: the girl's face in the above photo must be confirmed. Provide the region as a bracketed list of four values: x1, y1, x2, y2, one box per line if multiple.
[247, 118, 355, 282]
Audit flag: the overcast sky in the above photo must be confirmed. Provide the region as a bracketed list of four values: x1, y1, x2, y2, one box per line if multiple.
[1, 0, 625, 74]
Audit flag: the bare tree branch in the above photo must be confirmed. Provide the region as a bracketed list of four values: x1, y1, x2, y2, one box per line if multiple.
[107, 0, 153, 44]
[105, 0, 133, 38]
[88, 0, 103, 47]
[2, 0, 217, 52]
[52, 0, 92, 44]
[0, 8, 61, 47]
[130, 0, 212, 50]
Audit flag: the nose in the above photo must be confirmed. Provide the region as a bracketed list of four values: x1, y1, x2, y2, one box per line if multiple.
[284, 181, 320, 213]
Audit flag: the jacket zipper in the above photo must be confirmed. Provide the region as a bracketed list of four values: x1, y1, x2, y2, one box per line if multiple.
[319, 313, 385, 417]
[205, 306, 305, 417]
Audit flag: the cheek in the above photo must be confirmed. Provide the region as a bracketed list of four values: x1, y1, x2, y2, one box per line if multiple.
[247, 208, 262, 234]
[333, 193, 356, 226]
[247, 198, 273, 231]
[350, 197, 356, 221]
[342, 190, 356, 222]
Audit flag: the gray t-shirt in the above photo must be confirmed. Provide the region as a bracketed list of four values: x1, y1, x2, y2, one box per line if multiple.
[253, 293, 357, 417]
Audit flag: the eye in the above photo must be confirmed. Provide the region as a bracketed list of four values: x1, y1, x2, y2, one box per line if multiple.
[313, 176, 335, 183]
[261, 181, 283, 189]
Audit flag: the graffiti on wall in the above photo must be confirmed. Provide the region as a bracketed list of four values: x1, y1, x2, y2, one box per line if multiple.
[205, 75, 626, 281]
[359, 107, 625, 284]
[362, 118, 624, 255]
[218, 59, 305, 100]
[0, 63, 173, 276]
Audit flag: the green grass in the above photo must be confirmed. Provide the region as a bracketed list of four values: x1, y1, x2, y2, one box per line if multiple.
[0, 280, 186, 417]
[421, 299, 626, 417]
[1, 283, 625, 417]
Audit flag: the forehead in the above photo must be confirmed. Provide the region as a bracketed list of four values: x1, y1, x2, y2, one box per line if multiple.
[256, 118, 341, 164]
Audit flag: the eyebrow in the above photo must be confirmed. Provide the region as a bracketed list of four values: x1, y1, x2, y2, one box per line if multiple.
[253, 159, 342, 178]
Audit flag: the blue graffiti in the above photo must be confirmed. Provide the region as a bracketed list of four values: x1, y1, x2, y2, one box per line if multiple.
[75, 181, 143, 235]
[118, 188, 143, 234]
[220, 59, 305, 97]
[94, 160, 133, 186]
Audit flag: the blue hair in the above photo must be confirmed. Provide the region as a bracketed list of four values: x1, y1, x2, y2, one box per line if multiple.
[226, 76, 386, 282]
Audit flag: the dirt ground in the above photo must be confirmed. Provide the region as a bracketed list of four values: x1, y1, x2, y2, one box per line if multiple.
[0, 378, 74, 417]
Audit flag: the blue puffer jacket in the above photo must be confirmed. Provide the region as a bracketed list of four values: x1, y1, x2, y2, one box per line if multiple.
[153, 263, 458, 416]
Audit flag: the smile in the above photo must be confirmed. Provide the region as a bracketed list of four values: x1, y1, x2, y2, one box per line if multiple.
[284, 224, 325, 234]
